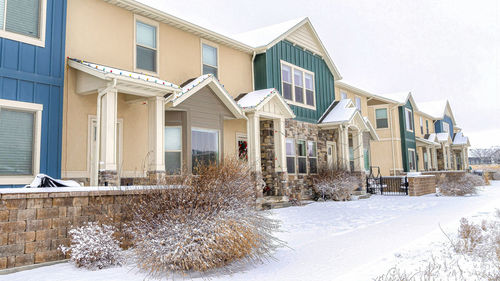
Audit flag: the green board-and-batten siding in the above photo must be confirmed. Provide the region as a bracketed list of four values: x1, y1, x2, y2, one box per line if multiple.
[253, 40, 336, 124]
[399, 99, 417, 172]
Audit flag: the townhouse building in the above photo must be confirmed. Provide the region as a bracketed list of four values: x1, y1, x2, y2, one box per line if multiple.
[0, 0, 67, 187]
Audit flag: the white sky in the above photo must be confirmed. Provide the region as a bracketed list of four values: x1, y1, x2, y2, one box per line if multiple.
[139, 0, 499, 149]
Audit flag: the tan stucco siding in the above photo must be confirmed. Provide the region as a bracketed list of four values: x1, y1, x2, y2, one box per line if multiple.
[370, 139, 403, 176]
[414, 112, 435, 138]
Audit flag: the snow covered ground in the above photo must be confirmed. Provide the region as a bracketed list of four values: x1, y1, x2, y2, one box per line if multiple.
[2, 181, 499, 281]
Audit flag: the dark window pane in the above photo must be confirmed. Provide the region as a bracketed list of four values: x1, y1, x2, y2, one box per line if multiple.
[165, 152, 181, 174]
[238, 140, 247, 161]
[309, 158, 317, 174]
[295, 86, 304, 103]
[287, 157, 295, 173]
[306, 89, 314, 106]
[203, 64, 218, 78]
[0, 109, 34, 175]
[136, 45, 156, 72]
[298, 158, 306, 173]
[192, 129, 218, 171]
[283, 83, 292, 100]
[376, 118, 388, 129]
[297, 141, 306, 156]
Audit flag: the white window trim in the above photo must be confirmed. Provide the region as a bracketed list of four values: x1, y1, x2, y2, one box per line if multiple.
[286, 138, 296, 174]
[0, 0, 47, 47]
[296, 139, 307, 175]
[133, 14, 160, 76]
[200, 39, 219, 78]
[405, 108, 414, 132]
[191, 127, 221, 166]
[408, 148, 416, 171]
[442, 122, 450, 133]
[307, 140, 318, 175]
[374, 107, 389, 129]
[280, 60, 316, 110]
[355, 96, 362, 111]
[165, 125, 182, 173]
[0, 99, 43, 185]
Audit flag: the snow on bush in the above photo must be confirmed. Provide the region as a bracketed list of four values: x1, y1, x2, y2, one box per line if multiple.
[313, 168, 360, 201]
[438, 173, 484, 196]
[59, 222, 123, 269]
[124, 159, 282, 278]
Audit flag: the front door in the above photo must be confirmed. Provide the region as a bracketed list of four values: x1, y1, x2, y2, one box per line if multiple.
[327, 141, 336, 169]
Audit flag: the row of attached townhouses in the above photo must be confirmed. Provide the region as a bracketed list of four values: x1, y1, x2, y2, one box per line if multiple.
[0, 0, 471, 198]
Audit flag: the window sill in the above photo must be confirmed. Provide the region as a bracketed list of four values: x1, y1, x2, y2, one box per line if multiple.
[0, 28, 45, 48]
[133, 66, 159, 77]
[284, 99, 316, 110]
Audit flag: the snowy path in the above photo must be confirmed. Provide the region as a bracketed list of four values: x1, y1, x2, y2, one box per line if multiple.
[2, 181, 500, 281]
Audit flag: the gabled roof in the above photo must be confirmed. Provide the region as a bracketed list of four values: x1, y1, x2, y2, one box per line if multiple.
[417, 100, 456, 125]
[374, 91, 418, 109]
[165, 74, 245, 119]
[318, 99, 356, 124]
[363, 117, 380, 141]
[453, 132, 470, 146]
[236, 88, 295, 119]
[436, 132, 452, 143]
[335, 81, 375, 98]
[67, 58, 180, 96]
[232, 17, 342, 81]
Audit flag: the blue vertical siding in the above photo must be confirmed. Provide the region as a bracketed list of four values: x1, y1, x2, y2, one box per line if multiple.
[0, 0, 67, 187]
[254, 40, 336, 124]
[434, 115, 454, 138]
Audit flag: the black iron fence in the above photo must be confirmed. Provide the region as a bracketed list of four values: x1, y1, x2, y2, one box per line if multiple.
[366, 167, 408, 195]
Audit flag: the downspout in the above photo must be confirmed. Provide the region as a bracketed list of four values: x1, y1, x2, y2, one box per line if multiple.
[93, 78, 117, 186]
[251, 51, 256, 91]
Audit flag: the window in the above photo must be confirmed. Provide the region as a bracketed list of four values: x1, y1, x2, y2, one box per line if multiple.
[420, 117, 424, 135]
[135, 19, 157, 73]
[0, 0, 46, 47]
[165, 127, 182, 174]
[286, 139, 295, 173]
[355, 96, 361, 111]
[375, 108, 388, 129]
[297, 140, 307, 174]
[305, 73, 314, 106]
[308, 141, 317, 174]
[202, 43, 218, 78]
[426, 120, 429, 134]
[0, 99, 42, 184]
[281, 64, 292, 100]
[293, 69, 304, 103]
[280, 61, 315, 109]
[405, 108, 413, 132]
[408, 149, 416, 171]
[341, 92, 347, 100]
[364, 147, 370, 171]
[442, 122, 450, 133]
[192, 128, 218, 170]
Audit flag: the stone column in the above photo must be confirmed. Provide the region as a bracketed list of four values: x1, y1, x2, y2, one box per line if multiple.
[99, 88, 118, 186]
[147, 96, 165, 184]
[247, 113, 261, 173]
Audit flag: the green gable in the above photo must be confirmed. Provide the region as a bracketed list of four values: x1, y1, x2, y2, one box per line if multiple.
[253, 40, 336, 124]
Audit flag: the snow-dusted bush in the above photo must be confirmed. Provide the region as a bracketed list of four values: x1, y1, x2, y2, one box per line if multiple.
[125, 159, 282, 278]
[59, 222, 123, 269]
[438, 173, 484, 196]
[313, 168, 360, 201]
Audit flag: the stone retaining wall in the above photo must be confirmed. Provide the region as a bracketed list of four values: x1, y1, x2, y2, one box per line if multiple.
[407, 175, 436, 196]
[0, 188, 140, 269]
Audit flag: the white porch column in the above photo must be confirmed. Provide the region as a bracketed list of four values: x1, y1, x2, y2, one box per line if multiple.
[356, 130, 364, 171]
[447, 146, 452, 170]
[433, 147, 438, 170]
[442, 145, 447, 170]
[341, 125, 350, 170]
[100, 88, 117, 171]
[148, 96, 165, 171]
[273, 117, 287, 172]
[426, 147, 431, 171]
[247, 113, 261, 172]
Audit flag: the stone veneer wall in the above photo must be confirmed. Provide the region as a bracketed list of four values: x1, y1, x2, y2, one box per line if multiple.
[407, 175, 436, 196]
[0, 188, 139, 269]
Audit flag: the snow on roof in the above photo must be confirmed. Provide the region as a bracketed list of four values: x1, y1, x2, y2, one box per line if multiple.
[426, 133, 437, 142]
[231, 17, 306, 48]
[237, 88, 277, 109]
[319, 99, 357, 124]
[376, 92, 410, 104]
[453, 132, 469, 145]
[69, 58, 180, 89]
[436, 132, 451, 142]
[418, 100, 448, 119]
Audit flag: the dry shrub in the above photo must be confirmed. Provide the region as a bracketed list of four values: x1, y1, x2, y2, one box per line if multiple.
[439, 173, 484, 196]
[455, 218, 484, 253]
[313, 167, 360, 201]
[59, 222, 123, 269]
[124, 159, 282, 278]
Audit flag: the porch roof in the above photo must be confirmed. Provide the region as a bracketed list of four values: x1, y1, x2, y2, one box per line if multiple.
[436, 132, 452, 143]
[236, 88, 295, 119]
[67, 58, 181, 96]
[452, 131, 470, 147]
[318, 99, 375, 137]
[416, 136, 440, 147]
[165, 74, 246, 119]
